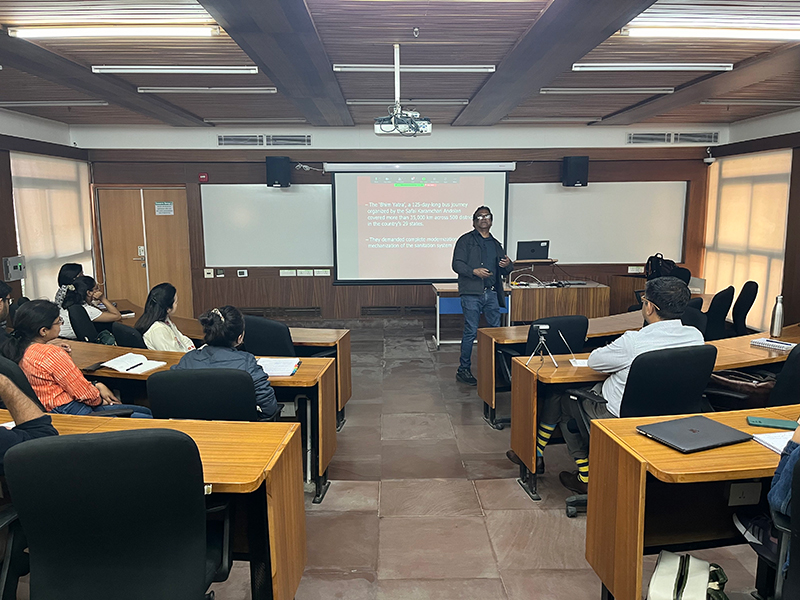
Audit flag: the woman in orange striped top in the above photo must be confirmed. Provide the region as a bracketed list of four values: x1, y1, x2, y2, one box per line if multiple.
[0, 300, 152, 418]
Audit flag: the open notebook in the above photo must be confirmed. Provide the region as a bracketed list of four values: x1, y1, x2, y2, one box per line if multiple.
[101, 353, 166, 375]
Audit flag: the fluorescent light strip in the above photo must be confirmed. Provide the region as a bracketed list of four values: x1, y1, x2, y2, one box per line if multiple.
[625, 27, 800, 41]
[93, 65, 258, 74]
[701, 99, 800, 106]
[333, 64, 495, 73]
[346, 99, 469, 106]
[138, 87, 276, 94]
[323, 162, 516, 173]
[572, 62, 732, 72]
[501, 117, 603, 123]
[0, 100, 109, 107]
[540, 87, 674, 95]
[203, 118, 307, 124]
[9, 26, 220, 39]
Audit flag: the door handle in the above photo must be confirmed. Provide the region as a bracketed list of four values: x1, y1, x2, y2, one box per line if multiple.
[132, 257, 145, 261]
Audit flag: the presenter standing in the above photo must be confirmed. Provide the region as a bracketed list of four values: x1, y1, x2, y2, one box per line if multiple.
[452, 206, 512, 385]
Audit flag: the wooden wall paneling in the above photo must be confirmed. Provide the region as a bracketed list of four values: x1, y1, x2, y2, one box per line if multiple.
[0, 150, 22, 298]
[0, 133, 88, 161]
[783, 148, 800, 324]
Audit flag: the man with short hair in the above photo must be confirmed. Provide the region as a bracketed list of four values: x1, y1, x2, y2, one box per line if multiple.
[451, 206, 513, 385]
[553, 277, 704, 493]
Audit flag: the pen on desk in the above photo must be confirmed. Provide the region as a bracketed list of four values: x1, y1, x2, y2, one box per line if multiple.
[125, 362, 143, 372]
[767, 339, 792, 345]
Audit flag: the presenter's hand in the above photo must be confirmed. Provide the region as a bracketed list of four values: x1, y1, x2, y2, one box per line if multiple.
[473, 268, 491, 279]
[499, 256, 511, 268]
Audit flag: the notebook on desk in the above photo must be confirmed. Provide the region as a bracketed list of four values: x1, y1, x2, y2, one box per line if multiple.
[636, 415, 752, 453]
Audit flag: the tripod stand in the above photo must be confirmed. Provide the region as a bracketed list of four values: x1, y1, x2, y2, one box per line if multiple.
[525, 326, 559, 368]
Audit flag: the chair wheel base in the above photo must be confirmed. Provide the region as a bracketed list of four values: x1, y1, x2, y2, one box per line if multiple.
[565, 493, 588, 518]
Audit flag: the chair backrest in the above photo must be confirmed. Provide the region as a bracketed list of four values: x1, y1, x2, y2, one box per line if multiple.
[768, 345, 800, 407]
[680, 306, 707, 337]
[671, 267, 691, 285]
[242, 315, 295, 357]
[112, 322, 147, 349]
[731, 281, 758, 336]
[619, 345, 718, 418]
[67, 304, 98, 343]
[686, 297, 704, 310]
[703, 286, 735, 341]
[0, 355, 45, 410]
[147, 369, 259, 421]
[525, 315, 589, 355]
[785, 457, 800, 598]
[4, 429, 208, 600]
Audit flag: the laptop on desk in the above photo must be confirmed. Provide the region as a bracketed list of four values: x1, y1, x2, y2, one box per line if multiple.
[636, 415, 752, 453]
[517, 240, 550, 261]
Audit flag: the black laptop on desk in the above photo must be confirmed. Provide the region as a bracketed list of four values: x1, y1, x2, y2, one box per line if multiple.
[517, 240, 550, 261]
[636, 415, 752, 453]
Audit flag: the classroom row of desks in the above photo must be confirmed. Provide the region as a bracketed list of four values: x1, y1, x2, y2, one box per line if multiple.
[1, 410, 305, 600]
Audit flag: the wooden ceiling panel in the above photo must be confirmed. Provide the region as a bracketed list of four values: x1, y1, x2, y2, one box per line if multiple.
[643, 104, 785, 124]
[0, 1, 214, 25]
[335, 72, 490, 101]
[163, 93, 307, 120]
[509, 93, 661, 117]
[578, 36, 786, 64]
[7, 105, 165, 125]
[630, 0, 800, 29]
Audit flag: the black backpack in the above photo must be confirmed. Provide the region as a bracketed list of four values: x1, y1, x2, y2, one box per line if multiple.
[645, 253, 676, 280]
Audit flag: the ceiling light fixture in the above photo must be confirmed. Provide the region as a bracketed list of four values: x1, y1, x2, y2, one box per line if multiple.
[624, 27, 800, 41]
[137, 87, 277, 94]
[572, 62, 732, 72]
[0, 100, 109, 107]
[346, 99, 469, 106]
[93, 65, 258, 74]
[8, 26, 220, 39]
[203, 118, 308, 124]
[701, 99, 800, 106]
[500, 116, 603, 123]
[540, 87, 674, 95]
[333, 64, 495, 73]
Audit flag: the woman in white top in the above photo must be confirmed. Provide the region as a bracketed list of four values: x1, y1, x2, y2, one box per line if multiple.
[135, 283, 195, 353]
[59, 276, 122, 340]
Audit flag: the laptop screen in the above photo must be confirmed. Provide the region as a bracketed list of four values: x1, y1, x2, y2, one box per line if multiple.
[516, 240, 549, 260]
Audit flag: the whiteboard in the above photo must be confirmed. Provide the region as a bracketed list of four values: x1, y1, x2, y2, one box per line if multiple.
[508, 182, 687, 264]
[201, 184, 333, 267]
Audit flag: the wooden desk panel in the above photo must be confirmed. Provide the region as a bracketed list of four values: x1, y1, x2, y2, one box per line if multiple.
[510, 282, 609, 322]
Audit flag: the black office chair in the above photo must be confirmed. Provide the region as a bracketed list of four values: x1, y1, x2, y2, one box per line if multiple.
[703, 286, 735, 341]
[563, 344, 718, 517]
[680, 306, 707, 336]
[112, 322, 147, 349]
[687, 297, 704, 311]
[671, 267, 691, 285]
[6, 297, 28, 328]
[66, 304, 99, 344]
[147, 369, 266, 421]
[242, 315, 295, 357]
[769, 345, 800, 407]
[725, 280, 758, 337]
[4, 429, 231, 600]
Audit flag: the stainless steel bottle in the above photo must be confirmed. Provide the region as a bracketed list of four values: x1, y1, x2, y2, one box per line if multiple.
[770, 295, 784, 338]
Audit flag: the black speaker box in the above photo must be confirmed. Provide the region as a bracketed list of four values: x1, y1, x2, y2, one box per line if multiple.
[266, 156, 291, 188]
[562, 156, 589, 187]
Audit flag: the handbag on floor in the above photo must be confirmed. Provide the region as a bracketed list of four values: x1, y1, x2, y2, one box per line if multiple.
[647, 551, 729, 600]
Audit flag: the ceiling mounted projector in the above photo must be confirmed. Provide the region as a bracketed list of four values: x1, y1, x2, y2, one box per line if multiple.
[372, 45, 432, 137]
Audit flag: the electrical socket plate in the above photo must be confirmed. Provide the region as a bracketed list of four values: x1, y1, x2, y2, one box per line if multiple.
[314, 269, 331, 276]
[237, 269, 248, 277]
[280, 269, 297, 277]
[727, 481, 762, 506]
[216, 269, 225, 278]
[628, 266, 645, 274]
[297, 269, 313, 277]
[204, 268, 214, 279]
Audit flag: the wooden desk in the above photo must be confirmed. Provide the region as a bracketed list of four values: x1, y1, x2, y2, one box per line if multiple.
[476, 311, 644, 428]
[113, 300, 352, 428]
[509, 324, 800, 501]
[587, 406, 797, 600]
[0, 410, 305, 600]
[67, 341, 337, 503]
[510, 281, 610, 322]
[430, 283, 513, 348]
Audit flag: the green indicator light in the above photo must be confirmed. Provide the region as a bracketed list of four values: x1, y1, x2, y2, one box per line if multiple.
[394, 183, 425, 187]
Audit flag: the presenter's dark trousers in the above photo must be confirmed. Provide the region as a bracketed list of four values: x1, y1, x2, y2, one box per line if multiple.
[459, 289, 501, 371]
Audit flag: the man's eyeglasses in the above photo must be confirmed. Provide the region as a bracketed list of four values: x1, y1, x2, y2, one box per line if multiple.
[642, 296, 661, 311]
[52, 317, 64, 327]
[474, 214, 492, 221]
[1, 297, 12, 305]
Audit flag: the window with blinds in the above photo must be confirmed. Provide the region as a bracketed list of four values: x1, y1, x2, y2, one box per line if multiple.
[704, 150, 792, 331]
[10, 153, 93, 301]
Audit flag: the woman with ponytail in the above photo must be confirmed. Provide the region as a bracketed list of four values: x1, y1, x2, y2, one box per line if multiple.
[0, 300, 152, 418]
[135, 283, 195, 352]
[173, 305, 278, 421]
[59, 275, 121, 340]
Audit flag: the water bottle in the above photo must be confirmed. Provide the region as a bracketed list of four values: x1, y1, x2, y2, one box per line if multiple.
[770, 295, 784, 338]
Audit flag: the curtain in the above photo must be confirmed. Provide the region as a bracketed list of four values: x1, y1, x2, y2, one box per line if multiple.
[10, 153, 93, 301]
[704, 150, 791, 331]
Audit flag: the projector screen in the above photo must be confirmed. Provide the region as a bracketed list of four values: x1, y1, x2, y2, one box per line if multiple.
[334, 172, 508, 282]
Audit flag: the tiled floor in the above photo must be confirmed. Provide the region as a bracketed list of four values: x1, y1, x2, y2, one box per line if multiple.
[206, 319, 760, 600]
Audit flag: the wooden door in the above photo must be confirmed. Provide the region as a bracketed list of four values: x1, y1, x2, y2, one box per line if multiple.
[142, 189, 194, 318]
[96, 189, 148, 306]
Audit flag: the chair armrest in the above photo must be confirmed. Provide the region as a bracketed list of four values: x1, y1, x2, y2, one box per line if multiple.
[703, 388, 749, 402]
[307, 348, 336, 358]
[88, 408, 135, 418]
[205, 496, 230, 514]
[566, 388, 607, 404]
[772, 509, 791, 534]
[498, 347, 523, 358]
[0, 505, 18, 530]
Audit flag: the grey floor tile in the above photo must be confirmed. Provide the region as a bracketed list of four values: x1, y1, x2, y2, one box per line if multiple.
[342, 403, 383, 427]
[475, 479, 542, 511]
[461, 453, 520, 480]
[382, 439, 467, 479]
[336, 425, 382, 457]
[306, 481, 380, 512]
[453, 425, 511, 454]
[208, 560, 252, 599]
[381, 413, 455, 440]
[296, 571, 377, 600]
[327, 456, 382, 481]
[500, 568, 601, 600]
[306, 512, 380, 572]
[380, 479, 482, 517]
[445, 401, 487, 426]
[382, 391, 447, 414]
[377, 578, 507, 600]
[378, 516, 499, 580]
[351, 340, 386, 354]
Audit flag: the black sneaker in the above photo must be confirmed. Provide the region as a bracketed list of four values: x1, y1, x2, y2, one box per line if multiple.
[456, 368, 477, 386]
[559, 470, 588, 495]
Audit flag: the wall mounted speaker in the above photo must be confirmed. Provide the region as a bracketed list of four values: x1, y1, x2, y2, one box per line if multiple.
[562, 156, 589, 187]
[266, 156, 291, 188]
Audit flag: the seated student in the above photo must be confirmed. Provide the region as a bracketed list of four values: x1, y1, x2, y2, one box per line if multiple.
[54, 262, 83, 306]
[135, 283, 195, 353]
[535, 277, 704, 494]
[767, 423, 800, 575]
[0, 374, 59, 474]
[59, 276, 121, 340]
[172, 306, 278, 421]
[0, 300, 152, 418]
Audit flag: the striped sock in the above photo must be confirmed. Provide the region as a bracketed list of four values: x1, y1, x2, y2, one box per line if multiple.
[536, 422, 556, 457]
[576, 458, 589, 484]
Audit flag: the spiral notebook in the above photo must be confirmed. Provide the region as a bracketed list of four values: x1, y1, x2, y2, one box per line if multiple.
[750, 338, 797, 352]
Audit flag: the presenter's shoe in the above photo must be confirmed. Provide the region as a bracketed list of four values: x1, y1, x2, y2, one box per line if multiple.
[559, 471, 588, 495]
[507, 450, 545, 474]
[456, 368, 477, 386]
